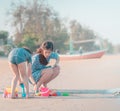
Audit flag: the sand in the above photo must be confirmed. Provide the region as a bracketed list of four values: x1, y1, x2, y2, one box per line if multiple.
[0, 55, 120, 111]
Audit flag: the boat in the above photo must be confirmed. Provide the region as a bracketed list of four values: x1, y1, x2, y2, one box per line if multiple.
[59, 38, 106, 61]
[60, 49, 106, 61]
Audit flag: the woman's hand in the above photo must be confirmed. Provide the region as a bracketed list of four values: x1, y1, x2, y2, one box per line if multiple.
[47, 59, 56, 67]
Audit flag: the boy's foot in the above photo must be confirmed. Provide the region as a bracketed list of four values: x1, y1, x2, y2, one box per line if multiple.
[10, 95, 17, 99]
[26, 94, 30, 98]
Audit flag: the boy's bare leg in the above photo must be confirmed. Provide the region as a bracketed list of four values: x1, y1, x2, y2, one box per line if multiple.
[8, 62, 19, 98]
[18, 62, 29, 98]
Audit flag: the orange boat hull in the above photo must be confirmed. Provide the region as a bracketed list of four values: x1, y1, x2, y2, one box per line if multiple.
[60, 50, 105, 61]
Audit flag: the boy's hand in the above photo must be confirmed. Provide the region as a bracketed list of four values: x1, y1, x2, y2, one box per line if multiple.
[33, 84, 37, 92]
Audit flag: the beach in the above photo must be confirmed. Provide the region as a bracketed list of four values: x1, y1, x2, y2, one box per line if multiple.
[0, 55, 120, 111]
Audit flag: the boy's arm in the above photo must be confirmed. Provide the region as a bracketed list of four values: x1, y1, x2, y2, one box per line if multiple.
[27, 63, 36, 85]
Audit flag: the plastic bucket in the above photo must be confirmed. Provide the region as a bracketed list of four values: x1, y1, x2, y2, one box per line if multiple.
[40, 87, 50, 97]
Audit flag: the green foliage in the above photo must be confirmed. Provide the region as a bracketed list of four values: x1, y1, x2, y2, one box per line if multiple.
[0, 51, 5, 56]
[3, 44, 14, 56]
[9, 0, 110, 54]
[45, 31, 69, 53]
[17, 36, 37, 52]
[10, 0, 70, 53]
[0, 31, 9, 44]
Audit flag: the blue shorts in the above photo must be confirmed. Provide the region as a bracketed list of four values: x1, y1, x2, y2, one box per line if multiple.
[8, 55, 26, 64]
[32, 70, 42, 83]
[8, 48, 31, 64]
[32, 66, 52, 83]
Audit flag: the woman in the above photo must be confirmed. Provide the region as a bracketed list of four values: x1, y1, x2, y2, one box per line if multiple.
[32, 41, 60, 92]
[8, 47, 36, 98]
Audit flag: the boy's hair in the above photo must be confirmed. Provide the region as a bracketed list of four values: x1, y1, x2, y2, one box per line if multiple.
[23, 47, 32, 54]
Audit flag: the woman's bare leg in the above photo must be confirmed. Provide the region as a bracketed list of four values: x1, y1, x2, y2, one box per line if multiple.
[36, 68, 53, 90]
[18, 62, 29, 98]
[8, 62, 20, 98]
[43, 66, 60, 86]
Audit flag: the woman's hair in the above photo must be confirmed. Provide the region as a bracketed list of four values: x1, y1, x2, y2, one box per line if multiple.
[36, 41, 54, 65]
[39, 54, 48, 65]
[36, 41, 53, 53]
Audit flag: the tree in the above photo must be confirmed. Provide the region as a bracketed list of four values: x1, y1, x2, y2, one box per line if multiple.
[0, 31, 9, 45]
[8, 0, 108, 54]
[9, 0, 68, 53]
[69, 20, 82, 41]
[69, 20, 98, 52]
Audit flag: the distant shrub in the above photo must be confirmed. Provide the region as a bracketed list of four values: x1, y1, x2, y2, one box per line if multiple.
[0, 51, 5, 56]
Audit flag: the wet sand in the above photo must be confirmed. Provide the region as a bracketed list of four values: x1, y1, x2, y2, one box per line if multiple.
[0, 55, 120, 111]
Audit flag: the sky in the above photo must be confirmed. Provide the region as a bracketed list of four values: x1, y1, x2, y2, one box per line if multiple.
[0, 0, 120, 45]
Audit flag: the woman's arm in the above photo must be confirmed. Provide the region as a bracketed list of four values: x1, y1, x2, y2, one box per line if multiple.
[47, 52, 60, 67]
[54, 56, 59, 67]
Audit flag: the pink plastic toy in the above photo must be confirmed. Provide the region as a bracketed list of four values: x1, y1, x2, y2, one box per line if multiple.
[49, 90, 57, 96]
[40, 87, 50, 97]
[3, 87, 18, 98]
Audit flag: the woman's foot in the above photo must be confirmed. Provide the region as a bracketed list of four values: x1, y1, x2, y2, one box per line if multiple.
[40, 84, 47, 88]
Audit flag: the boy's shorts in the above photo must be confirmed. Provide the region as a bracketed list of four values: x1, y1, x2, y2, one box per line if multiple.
[8, 55, 26, 64]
